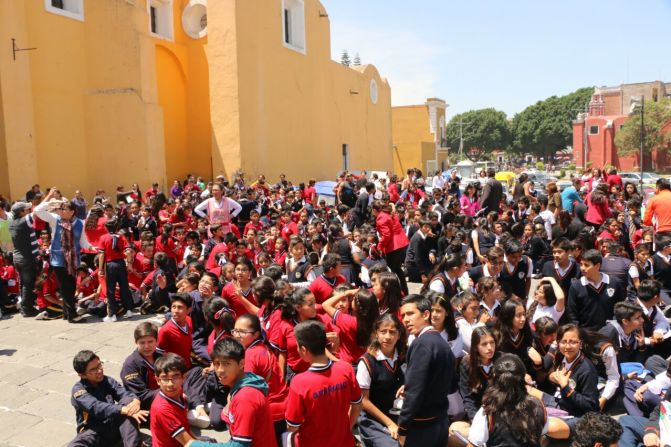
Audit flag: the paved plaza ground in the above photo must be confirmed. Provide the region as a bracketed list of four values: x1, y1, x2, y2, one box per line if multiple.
[0, 312, 227, 447]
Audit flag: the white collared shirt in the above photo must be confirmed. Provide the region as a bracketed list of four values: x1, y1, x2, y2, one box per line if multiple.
[580, 273, 611, 289]
[356, 349, 400, 389]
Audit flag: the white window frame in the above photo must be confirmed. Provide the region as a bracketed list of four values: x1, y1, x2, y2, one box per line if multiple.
[281, 0, 306, 54]
[44, 0, 84, 22]
[148, 0, 175, 42]
[182, 0, 208, 40]
[370, 79, 379, 105]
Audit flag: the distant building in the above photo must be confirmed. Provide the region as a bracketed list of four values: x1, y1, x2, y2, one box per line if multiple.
[572, 81, 671, 172]
[392, 98, 448, 176]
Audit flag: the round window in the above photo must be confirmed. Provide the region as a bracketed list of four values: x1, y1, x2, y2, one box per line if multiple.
[370, 79, 378, 105]
[182, 0, 207, 40]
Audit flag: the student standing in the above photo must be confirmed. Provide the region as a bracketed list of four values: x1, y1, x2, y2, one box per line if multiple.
[397, 294, 454, 447]
[194, 183, 242, 236]
[8, 201, 40, 317]
[285, 320, 363, 447]
[372, 201, 410, 295]
[34, 189, 92, 323]
[98, 218, 137, 322]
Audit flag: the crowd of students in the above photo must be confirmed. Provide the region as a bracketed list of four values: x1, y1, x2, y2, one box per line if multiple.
[3, 166, 671, 446]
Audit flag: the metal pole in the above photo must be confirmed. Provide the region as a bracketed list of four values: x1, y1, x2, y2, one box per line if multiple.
[640, 96, 644, 190]
[583, 105, 588, 171]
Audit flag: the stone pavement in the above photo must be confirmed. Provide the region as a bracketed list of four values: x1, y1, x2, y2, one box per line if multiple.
[0, 281, 491, 447]
[0, 312, 228, 447]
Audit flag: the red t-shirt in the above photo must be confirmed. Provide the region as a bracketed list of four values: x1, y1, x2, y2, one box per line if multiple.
[207, 330, 230, 356]
[157, 318, 193, 369]
[285, 361, 362, 447]
[332, 310, 366, 364]
[98, 233, 128, 261]
[37, 271, 59, 310]
[150, 391, 194, 447]
[221, 283, 258, 319]
[280, 221, 299, 243]
[206, 243, 229, 271]
[155, 236, 179, 260]
[1, 265, 20, 295]
[84, 216, 108, 252]
[309, 274, 347, 304]
[244, 221, 264, 235]
[76, 272, 99, 297]
[245, 340, 289, 421]
[269, 314, 338, 374]
[224, 381, 278, 447]
[259, 307, 282, 341]
[303, 186, 317, 205]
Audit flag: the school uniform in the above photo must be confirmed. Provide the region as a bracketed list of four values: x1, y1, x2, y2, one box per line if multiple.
[541, 259, 581, 297]
[158, 317, 194, 369]
[499, 255, 533, 299]
[542, 353, 600, 417]
[285, 360, 363, 447]
[357, 350, 405, 447]
[467, 264, 499, 288]
[404, 230, 434, 282]
[69, 375, 142, 447]
[120, 349, 160, 410]
[427, 271, 462, 300]
[458, 358, 492, 421]
[309, 273, 347, 304]
[627, 261, 652, 300]
[244, 339, 289, 426]
[498, 331, 532, 367]
[186, 290, 213, 364]
[398, 327, 454, 447]
[468, 402, 548, 447]
[286, 256, 315, 288]
[332, 309, 367, 364]
[200, 373, 278, 447]
[566, 274, 626, 331]
[599, 320, 647, 365]
[150, 391, 194, 447]
[221, 282, 258, 322]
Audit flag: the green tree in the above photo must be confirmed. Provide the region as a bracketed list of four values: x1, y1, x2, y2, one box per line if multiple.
[340, 49, 351, 67]
[445, 108, 511, 162]
[615, 97, 671, 168]
[510, 87, 593, 160]
[353, 53, 361, 66]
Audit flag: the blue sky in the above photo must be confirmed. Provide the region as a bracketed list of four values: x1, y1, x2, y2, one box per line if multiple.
[321, 0, 671, 118]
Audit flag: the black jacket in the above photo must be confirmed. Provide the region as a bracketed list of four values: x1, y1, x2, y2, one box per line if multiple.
[480, 177, 503, 214]
[70, 375, 136, 432]
[398, 329, 454, 436]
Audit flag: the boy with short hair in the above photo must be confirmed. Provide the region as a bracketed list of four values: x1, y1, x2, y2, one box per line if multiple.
[151, 353, 196, 446]
[190, 338, 277, 447]
[69, 350, 147, 446]
[158, 293, 194, 369]
[541, 237, 581, 296]
[566, 249, 625, 331]
[285, 320, 362, 447]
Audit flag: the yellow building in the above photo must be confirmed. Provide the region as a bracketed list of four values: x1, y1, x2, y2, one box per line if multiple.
[0, 0, 392, 200]
[392, 98, 449, 176]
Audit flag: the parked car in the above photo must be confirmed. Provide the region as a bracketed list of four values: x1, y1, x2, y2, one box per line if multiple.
[620, 172, 661, 185]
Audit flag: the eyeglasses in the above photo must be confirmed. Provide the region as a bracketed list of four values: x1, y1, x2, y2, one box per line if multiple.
[559, 340, 581, 347]
[157, 375, 184, 384]
[231, 329, 256, 336]
[86, 362, 104, 374]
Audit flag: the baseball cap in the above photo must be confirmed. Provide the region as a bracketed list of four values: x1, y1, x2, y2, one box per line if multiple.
[11, 201, 32, 214]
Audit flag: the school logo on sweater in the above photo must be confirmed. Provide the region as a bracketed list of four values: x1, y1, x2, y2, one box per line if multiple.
[607, 288, 615, 297]
[518, 272, 525, 279]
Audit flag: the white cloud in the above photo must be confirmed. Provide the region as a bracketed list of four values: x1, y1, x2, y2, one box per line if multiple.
[330, 23, 446, 106]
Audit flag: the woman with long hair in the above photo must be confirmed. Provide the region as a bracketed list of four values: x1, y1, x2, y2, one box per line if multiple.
[460, 184, 480, 217]
[585, 183, 612, 229]
[449, 326, 498, 441]
[622, 181, 641, 202]
[424, 252, 467, 299]
[466, 354, 548, 447]
[268, 288, 340, 382]
[372, 270, 402, 317]
[322, 288, 380, 365]
[356, 314, 407, 446]
[526, 277, 565, 325]
[495, 298, 533, 364]
[546, 182, 562, 219]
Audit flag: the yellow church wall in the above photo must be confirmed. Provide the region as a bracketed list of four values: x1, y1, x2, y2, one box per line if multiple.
[208, 0, 392, 182]
[0, 0, 170, 200]
[392, 106, 434, 174]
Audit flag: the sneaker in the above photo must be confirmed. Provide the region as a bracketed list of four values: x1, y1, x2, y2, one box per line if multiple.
[124, 310, 139, 318]
[102, 315, 117, 323]
[187, 409, 211, 429]
[34, 310, 48, 320]
[21, 307, 39, 318]
[76, 307, 87, 316]
[68, 315, 85, 324]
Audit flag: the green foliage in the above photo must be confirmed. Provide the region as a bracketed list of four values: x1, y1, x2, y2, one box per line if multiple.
[445, 108, 511, 162]
[340, 49, 351, 67]
[535, 161, 545, 170]
[560, 169, 566, 178]
[353, 53, 361, 66]
[567, 163, 575, 171]
[615, 97, 671, 156]
[510, 87, 593, 158]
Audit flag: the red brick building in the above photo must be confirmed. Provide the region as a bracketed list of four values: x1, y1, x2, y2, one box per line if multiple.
[572, 81, 671, 172]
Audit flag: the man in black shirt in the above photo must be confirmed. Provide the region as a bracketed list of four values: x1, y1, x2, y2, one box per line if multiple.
[479, 168, 503, 214]
[8, 201, 40, 317]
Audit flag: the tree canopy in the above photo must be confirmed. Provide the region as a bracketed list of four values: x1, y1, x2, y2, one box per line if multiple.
[510, 87, 593, 159]
[445, 108, 510, 162]
[615, 97, 671, 158]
